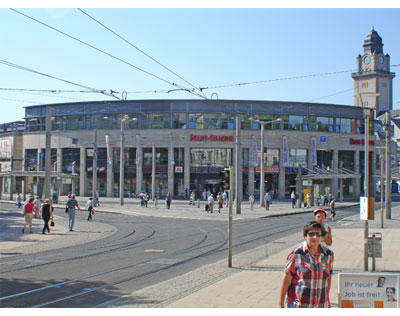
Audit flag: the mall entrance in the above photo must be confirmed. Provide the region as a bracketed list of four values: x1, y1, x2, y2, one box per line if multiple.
[190, 147, 233, 198]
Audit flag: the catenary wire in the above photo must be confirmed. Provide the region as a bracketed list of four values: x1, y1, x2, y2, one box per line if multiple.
[0, 59, 119, 100]
[9, 8, 207, 100]
[77, 8, 207, 99]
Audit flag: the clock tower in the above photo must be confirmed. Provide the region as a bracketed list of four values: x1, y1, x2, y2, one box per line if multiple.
[352, 28, 395, 114]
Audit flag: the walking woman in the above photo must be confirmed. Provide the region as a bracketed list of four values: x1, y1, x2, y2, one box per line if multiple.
[22, 197, 35, 233]
[66, 194, 81, 231]
[41, 199, 53, 234]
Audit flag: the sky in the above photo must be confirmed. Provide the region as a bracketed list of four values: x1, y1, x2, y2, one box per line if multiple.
[0, 3, 399, 124]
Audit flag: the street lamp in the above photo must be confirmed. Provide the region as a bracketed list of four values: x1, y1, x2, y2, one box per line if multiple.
[104, 116, 138, 206]
[250, 117, 282, 207]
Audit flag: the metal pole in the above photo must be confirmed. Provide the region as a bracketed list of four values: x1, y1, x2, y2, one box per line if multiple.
[372, 234, 376, 272]
[152, 144, 156, 201]
[385, 111, 391, 219]
[364, 109, 370, 272]
[259, 124, 265, 207]
[381, 153, 384, 229]
[228, 166, 233, 268]
[44, 106, 51, 200]
[92, 129, 97, 201]
[235, 115, 241, 214]
[120, 119, 125, 206]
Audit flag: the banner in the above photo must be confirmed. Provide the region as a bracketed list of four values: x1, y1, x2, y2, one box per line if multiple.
[170, 143, 175, 166]
[251, 136, 258, 166]
[135, 135, 140, 165]
[282, 136, 289, 167]
[105, 135, 112, 165]
[311, 137, 317, 166]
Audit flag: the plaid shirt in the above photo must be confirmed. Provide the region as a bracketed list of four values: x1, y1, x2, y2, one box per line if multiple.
[285, 241, 334, 308]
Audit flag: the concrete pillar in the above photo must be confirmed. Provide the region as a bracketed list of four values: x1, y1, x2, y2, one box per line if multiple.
[136, 145, 143, 194]
[332, 149, 339, 198]
[184, 145, 190, 193]
[168, 146, 174, 195]
[79, 147, 87, 196]
[248, 164, 255, 196]
[106, 148, 113, 197]
[354, 150, 360, 198]
[151, 145, 156, 200]
[278, 164, 286, 199]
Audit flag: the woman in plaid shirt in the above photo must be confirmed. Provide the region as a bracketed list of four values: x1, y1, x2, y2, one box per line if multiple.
[278, 221, 334, 308]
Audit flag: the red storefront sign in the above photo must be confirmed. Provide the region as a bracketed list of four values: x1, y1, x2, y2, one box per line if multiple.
[255, 167, 279, 173]
[349, 138, 375, 146]
[190, 134, 234, 142]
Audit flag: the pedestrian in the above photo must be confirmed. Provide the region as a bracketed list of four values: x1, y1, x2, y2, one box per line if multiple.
[314, 208, 332, 246]
[41, 199, 53, 234]
[184, 187, 188, 199]
[165, 192, 172, 209]
[278, 221, 334, 308]
[249, 194, 255, 209]
[217, 192, 223, 213]
[22, 197, 35, 234]
[323, 194, 328, 207]
[66, 194, 81, 231]
[95, 190, 100, 207]
[190, 191, 195, 205]
[144, 192, 149, 207]
[264, 192, 272, 210]
[222, 191, 228, 207]
[33, 196, 41, 218]
[16, 193, 22, 208]
[291, 191, 296, 208]
[86, 197, 95, 221]
[207, 194, 214, 213]
[203, 190, 207, 201]
[306, 192, 311, 208]
[329, 197, 336, 221]
[52, 191, 58, 204]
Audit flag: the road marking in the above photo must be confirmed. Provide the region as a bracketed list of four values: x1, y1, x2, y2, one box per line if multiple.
[144, 249, 165, 253]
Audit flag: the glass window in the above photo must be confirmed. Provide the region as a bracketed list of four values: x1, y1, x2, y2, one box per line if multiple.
[141, 114, 170, 129]
[143, 148, 153, 168]
[26, 118, 44, 132]
[25, 149, 38, 171]
[288, 149, 307, 168]
[62, 148, 80, 173]
[251, 114, 281, 130]
[173, 113, 187, 129]
[156, 148, 168, 168]
[336, 118, 350, 133]
[287, 115, 308, 131]
[266, 149, 280, 168]
[311, 116, 333, 132]
[243, 148, 249, 167]
[188, 113, 203, 129]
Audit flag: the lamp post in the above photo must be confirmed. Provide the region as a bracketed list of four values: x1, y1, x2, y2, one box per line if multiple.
[250, 117, 282, 207]
[104, 116, 137, 206]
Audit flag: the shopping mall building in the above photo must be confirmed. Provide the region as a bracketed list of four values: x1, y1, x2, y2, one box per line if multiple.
[0, 29, 397, 201]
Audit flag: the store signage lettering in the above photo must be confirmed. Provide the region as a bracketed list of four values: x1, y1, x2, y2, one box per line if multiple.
[190, 134, 234, 142]
[349, 138, 375, 146]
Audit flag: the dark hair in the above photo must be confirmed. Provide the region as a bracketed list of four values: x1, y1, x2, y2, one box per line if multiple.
[386, 287, 396, 294]
[303, 221, 327, 238]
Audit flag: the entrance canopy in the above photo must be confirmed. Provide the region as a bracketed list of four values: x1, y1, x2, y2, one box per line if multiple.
[296, 167, 360, 180]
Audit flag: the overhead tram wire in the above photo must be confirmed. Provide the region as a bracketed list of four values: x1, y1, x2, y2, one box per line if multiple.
[10, 8, 207, 101]
[77, 8, 207, 99]
[0, 59, 119, 100]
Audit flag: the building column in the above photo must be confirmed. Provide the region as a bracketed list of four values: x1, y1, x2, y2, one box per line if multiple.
[236, 145, 243, 203]
[332, 149, 339, 198]
[136, 145, 143, 194]
[248, 164, 255, 196]
[278, 164, 286, 199]
[56, 148, 62, 198]
[79, 147, 87, 196]
[184, 145, 190, 194]
[168, 147, 174, 196]
[151, 145, 156, 200]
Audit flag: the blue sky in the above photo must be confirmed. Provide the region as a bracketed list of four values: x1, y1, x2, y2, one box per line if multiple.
[0, 5, 399, 124]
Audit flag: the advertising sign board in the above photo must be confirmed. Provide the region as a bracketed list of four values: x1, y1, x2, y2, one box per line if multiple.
[339, 273, 399, 308]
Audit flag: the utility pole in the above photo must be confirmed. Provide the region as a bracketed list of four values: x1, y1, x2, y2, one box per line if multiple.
[92, 129, 98, 202]
[235, 115, 241, 214]
[385, 111, 391, 219]
[363, 108, 370, 272]
[44, 106, 51, 200]
[226, 166, 233, 268]
[380, 152, 384, 229]
[120, 118, 126, 205]
[259, 123, 265, 207]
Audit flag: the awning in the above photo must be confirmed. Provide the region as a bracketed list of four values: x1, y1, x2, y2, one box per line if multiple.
[296, 167, 361, 180]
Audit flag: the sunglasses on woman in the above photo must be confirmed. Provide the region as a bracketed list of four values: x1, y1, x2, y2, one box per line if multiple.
[308, 232, 322, 237]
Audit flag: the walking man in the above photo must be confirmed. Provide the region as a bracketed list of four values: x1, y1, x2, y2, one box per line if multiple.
[207, 194, 214, 213]
[165, 192, 172, 210]
[86, 197, 94, 221]
[314, 208, 332, 246]
[264, 192, 272, 210]
[66, 194, 81, 231]
[291, 191, 296, 208]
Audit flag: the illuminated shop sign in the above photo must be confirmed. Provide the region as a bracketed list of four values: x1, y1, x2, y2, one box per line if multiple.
[190, 134, 234, 142]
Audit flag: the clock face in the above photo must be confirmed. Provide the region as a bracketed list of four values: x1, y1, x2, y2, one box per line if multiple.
[364, 55, 370, 64]
[379, 56, 384, 64]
